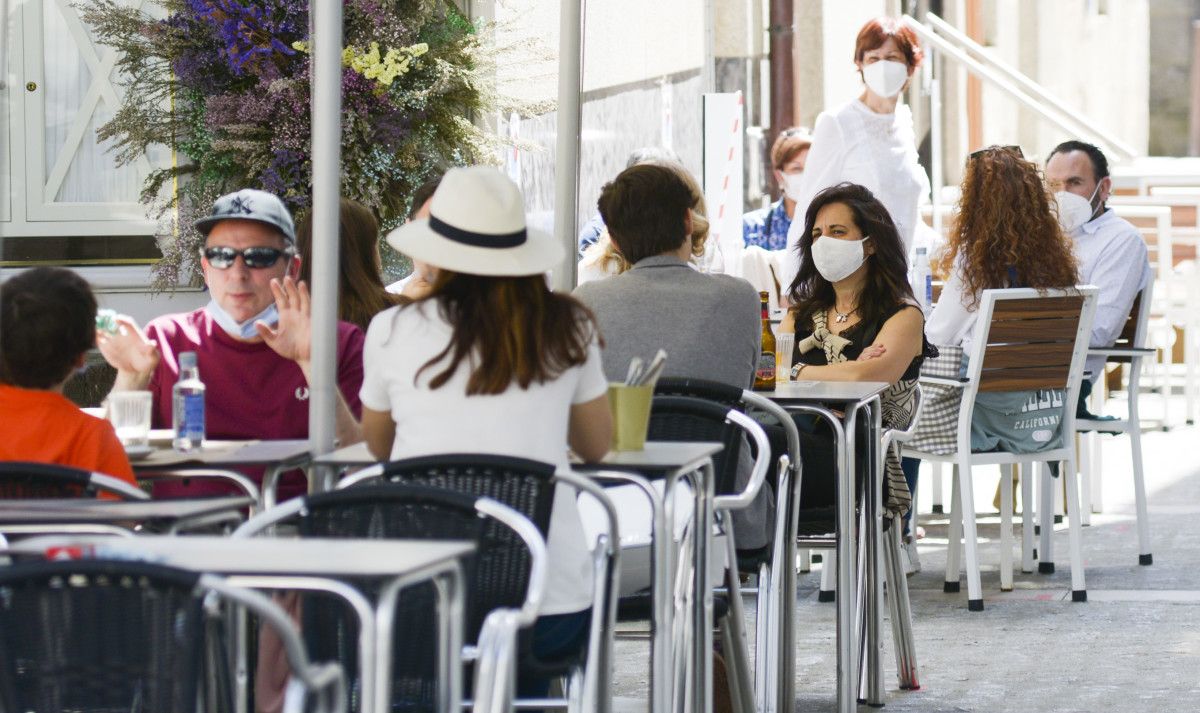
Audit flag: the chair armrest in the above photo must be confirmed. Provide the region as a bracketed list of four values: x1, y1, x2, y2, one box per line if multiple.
[230, 498, 305, 538]
[1088, 347, 1155, 358]
[474, 498, 548, 628]
[918, 376, 968, 388]
[334, 463, 384, 489]
[89, 473, 150, 500]
[714, 409, 771, 512]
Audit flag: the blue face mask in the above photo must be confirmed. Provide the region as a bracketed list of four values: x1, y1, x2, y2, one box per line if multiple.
[205, 300, 279, 340]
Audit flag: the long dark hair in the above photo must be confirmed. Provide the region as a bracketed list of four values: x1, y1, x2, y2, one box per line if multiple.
[415, 271, 600, 395]
[787, 182, 914, 329]
[297, 198, 400, 329]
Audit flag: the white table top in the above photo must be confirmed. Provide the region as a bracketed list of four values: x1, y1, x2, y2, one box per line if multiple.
[312, 441, 375, 466]
[314, 441, 723, 476]
[134, 439, 312, 469]
[764, 380, 889, 405]
[590, 441, 723, 472]
[7, 535, 473, 578]
[0, 497, 252, 524]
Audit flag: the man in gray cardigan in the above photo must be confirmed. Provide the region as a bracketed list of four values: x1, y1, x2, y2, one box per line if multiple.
[573, 163, 761, 389]
[573, 163, 770, 549]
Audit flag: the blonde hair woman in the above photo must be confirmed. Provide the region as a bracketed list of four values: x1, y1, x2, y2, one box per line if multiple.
[577, 160, 709, 284]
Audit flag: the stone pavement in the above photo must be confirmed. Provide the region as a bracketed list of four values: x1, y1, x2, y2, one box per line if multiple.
[612, 396, 1200, 712]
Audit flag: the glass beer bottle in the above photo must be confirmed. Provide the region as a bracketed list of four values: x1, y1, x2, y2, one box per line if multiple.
[753, 291, 777, 390]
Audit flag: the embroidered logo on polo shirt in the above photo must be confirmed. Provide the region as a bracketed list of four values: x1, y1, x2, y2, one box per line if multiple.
[295, 386, 310, 401]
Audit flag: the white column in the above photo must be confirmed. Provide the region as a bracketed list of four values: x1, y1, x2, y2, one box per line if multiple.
[308, 0, 343, 459]
[552, 0, 583, 290]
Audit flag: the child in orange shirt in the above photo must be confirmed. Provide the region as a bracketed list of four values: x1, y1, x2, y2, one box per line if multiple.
[0, 267, 136, 486]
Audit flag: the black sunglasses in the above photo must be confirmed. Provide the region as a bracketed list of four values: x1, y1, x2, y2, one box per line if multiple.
[202, 246, 294, 269]
[969, 144, 1024, 160]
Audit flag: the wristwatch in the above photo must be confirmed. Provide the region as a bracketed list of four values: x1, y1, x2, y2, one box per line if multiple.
[790, 363, 807, 379]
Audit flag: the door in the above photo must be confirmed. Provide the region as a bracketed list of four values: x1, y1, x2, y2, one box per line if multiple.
[21, 0, 163, 223]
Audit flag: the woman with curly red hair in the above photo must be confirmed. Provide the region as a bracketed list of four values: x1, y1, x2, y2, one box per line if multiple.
[903, 146, 1080, 571]
[925, 146, 1079, 348]
[907, 147, 1080, 548]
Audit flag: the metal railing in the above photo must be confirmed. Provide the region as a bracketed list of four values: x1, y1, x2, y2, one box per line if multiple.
[902, 13, 1138, 162]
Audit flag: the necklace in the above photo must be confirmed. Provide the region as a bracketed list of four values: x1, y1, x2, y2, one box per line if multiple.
[832, 305, 857, 324]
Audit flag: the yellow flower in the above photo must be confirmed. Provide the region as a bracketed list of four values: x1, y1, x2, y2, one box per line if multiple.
[339, 40, 426, 88]
[291, 40, 309, 53]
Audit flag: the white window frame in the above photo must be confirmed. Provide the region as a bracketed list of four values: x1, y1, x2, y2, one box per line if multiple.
[3, 0, 162, 238]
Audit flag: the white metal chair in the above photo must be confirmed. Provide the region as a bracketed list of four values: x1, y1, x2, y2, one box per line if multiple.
[1076, 284, 1155, 565]
[903, 286, 1099, 611]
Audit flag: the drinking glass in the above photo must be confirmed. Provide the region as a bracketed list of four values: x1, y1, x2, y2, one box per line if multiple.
[775, 332, 795, 383]
[106, 391, 153, 447]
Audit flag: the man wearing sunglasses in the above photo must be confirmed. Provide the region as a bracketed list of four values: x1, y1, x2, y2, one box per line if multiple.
[97, 189, 365, 498]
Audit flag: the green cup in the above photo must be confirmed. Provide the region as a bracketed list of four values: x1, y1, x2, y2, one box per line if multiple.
[607, 383, 654, 451]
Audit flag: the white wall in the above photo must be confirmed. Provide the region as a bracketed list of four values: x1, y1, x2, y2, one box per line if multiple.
[956, 0, 1148, 170]
[493, 0, 704, 105]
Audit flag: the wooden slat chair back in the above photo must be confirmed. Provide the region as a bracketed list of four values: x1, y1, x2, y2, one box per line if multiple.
[903, 286, 1099, 611]
[974, 293, 1089, 393]
[1106, 287, 1151, 364]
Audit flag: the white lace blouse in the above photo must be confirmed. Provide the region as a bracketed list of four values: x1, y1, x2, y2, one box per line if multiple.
[781, 99, 929, 288]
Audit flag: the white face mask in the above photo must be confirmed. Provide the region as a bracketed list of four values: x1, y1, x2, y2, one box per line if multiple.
[811, 236, 869, 283]
[862, 59, 909, 98]
[1054, 182, 1102, 233]
[780, 171, 805, 202]
[205, 299, 279, 340]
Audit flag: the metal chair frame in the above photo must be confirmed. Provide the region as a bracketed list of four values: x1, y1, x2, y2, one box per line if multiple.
[0, 461, 148, 500]
[0, 558, 346, 713]
[651, 378, 801, 713]
[903, 286, 1099, 610]
[235, 485, 546, 713]
[288, 456, 619, 713]
[1076, 283, 1155, 565]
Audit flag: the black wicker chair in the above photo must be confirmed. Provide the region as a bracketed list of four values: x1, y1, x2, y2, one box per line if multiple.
[0, 558, 346, 713]
[0, 461, 147, 500]
[335, 455, 618, 713]
[232, 464, 588, 713]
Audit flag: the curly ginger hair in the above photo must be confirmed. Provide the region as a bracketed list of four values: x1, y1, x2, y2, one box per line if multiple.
[938, 147, 1079, 309]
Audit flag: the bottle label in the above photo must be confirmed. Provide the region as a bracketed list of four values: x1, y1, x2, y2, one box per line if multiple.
[756, 353, 776, 381]
[180, 393, 205, 438]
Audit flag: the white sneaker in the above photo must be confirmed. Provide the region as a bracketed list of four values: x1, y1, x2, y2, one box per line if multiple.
[901, 540, 921, 576]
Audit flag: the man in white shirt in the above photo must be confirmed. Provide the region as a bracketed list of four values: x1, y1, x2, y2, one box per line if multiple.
[1045, 140, 1151, 417]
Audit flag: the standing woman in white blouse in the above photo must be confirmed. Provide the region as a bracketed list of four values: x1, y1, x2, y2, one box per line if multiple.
[782, 16, 929, 289]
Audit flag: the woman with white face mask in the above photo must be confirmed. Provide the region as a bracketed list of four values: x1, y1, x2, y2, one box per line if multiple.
[777, 182, 932, 524]
[743, 127, 812, 250]
[781, 16, 930, 292]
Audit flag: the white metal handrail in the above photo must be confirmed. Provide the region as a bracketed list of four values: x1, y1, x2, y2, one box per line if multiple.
[922, 13, 1138, 160]
[901, 14, 1138, 162]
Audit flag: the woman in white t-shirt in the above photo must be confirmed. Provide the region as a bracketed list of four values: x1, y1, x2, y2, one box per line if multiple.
[360, 166, 613, 693]
[782, 16, 930, 289]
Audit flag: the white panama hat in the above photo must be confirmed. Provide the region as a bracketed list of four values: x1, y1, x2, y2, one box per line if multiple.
[385, 166, 563, 277]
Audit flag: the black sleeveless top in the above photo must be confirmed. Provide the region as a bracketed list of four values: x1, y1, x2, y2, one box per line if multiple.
[791, 301, 934, 380]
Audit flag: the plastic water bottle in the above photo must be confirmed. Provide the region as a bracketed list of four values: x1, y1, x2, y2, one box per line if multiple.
[172, 351, 206, 452]
[911, 247, 933, 314]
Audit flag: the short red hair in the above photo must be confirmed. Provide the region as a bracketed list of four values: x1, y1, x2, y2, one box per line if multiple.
[854, 17, 923, 69]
